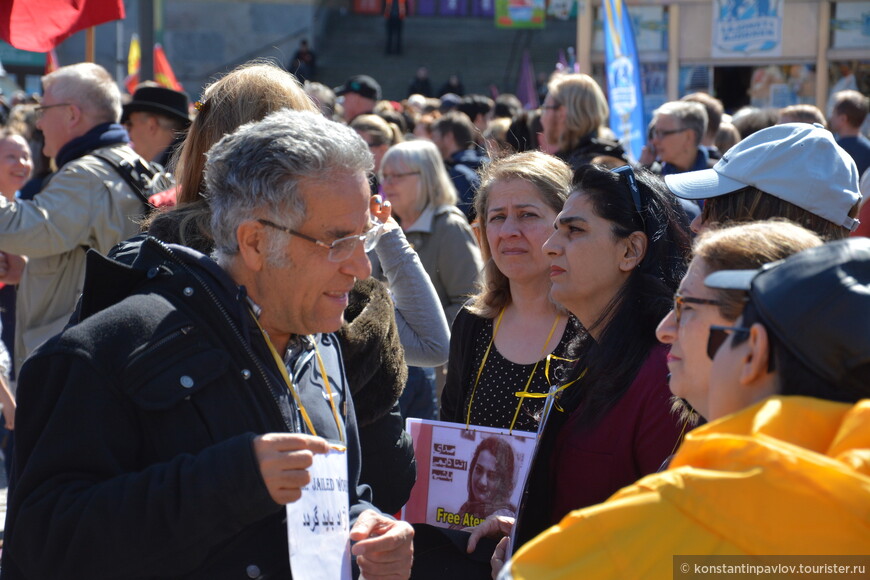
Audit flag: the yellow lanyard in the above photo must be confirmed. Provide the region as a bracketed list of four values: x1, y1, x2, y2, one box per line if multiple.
[516, 360, 585, 413]
[465, 307, 563, 433]
[251, 312, 345, 443]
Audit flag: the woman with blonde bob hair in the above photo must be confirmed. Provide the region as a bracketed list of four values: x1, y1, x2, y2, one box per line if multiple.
[375, 140, 482, 419]
[441, 151, 579, 433]
[380, 140, 461, 227]
[541, 74, 627, 170]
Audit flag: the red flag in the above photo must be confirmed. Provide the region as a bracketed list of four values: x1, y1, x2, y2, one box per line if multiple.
[153, 44, 182, 91]
[45, 49, 60, 75]
[0, 0, 125, 52]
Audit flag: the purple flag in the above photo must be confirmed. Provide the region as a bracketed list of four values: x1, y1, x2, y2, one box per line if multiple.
[473, 0, 495, 17]
[440, 0, 467, 17]
[516, 49, 539, 109]
[416, 0, 437, 15]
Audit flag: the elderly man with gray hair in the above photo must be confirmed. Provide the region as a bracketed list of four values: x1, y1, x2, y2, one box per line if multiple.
[649, 100, 712, 176]
[3, 109, 414, 578]
[0, 63, 149, 374]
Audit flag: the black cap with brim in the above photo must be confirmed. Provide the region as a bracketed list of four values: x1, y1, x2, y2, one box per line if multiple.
[333, 75, 381, 101]
[704, 238, 870, 390]
[122, 86, 191, 126]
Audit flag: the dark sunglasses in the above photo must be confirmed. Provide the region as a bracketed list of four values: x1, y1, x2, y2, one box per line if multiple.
[706, 324, 751, 360]
[674, 294, 722, 325]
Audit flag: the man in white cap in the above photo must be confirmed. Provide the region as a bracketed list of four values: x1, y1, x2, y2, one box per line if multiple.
[663, 122, 861, 240]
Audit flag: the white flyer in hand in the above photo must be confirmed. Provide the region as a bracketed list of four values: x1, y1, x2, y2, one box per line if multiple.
[287, 446, 351, 580]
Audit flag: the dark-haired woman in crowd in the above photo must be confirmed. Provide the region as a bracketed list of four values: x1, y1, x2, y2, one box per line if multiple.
[461, 165, 692, 576]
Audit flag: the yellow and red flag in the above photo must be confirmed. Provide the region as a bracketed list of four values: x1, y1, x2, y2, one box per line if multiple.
[153, 43, 182, 91]
[124, 33, 140, 94]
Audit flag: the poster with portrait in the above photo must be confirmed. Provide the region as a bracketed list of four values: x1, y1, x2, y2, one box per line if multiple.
[402, 419, 537, 529]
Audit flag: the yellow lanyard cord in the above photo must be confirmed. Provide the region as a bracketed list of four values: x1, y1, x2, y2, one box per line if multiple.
[465, 308, 562, 433]
[517, 366, 586, 413]
[669, 415, 691, 458]
[251, 311, 345, 443]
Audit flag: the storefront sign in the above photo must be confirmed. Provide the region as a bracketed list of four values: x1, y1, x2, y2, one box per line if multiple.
[712, 0, 784, 58]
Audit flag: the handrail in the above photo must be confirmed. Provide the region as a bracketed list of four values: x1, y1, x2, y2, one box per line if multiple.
[196, 25, 311, 82]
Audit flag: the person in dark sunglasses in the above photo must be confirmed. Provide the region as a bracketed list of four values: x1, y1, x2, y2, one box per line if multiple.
[500, 237, 870, 580]
[656, 220, 822, 424]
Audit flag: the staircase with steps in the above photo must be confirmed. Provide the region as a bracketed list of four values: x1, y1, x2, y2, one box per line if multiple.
[315, 11, 578, 101]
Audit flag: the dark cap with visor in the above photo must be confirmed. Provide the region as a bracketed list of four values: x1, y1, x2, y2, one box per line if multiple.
[704, 238, 870, 389]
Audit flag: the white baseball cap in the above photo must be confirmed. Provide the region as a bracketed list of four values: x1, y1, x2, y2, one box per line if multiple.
[665, 123, 861, 231]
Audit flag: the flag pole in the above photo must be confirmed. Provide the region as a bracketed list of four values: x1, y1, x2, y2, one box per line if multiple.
[86, 27, 95, 62]
[576, 0, 592, 75]
[139, 0, 154, 81]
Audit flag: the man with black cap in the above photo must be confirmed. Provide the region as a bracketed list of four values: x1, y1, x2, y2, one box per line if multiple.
[498, 238, 870, 579]
[334, 75, 381, 123]
[122, 83, 191, 166]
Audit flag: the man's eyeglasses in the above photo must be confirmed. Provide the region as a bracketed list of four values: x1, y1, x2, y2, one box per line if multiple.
[612, 165, 644, 227]
[539, 102, 561, 111]
[381, 171, 419, 183]
[651, 127, 688, 140]
[674, 294, 722, 325]
[35, 103, 71, 119]
[706, 324, 750, 360]
[257, 217, 386, 262]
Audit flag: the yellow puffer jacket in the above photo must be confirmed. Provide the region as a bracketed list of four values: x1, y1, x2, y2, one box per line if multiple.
[505, 396, 870, 579]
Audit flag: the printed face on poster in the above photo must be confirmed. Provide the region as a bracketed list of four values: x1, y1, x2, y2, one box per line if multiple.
[403, 419, 537, 529]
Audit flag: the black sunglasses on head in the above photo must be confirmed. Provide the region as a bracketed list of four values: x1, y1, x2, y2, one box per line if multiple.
[612, 165, 643, 219]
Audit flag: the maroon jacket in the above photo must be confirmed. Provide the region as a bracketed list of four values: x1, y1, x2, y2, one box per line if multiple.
[513, 343, 683, 550]
[550, 344, 682, 520]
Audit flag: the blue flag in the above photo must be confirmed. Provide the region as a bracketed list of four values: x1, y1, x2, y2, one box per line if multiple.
[602, 0, 645, 162]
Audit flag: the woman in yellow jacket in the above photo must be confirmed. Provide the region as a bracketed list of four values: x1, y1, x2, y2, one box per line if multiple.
[503, 238, 870, 579]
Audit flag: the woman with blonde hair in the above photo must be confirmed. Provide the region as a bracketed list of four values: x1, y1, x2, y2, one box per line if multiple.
[541, 73, 627, 170]
[376, 140, 483, 418]
[441, 151, 578, 433]
[351, 113, 403, 195]
[147, 61, 317, 249]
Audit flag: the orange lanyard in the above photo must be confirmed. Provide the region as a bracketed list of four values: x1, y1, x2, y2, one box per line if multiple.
[465, 308, 563, 433]
[251, 312, 345, 443]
